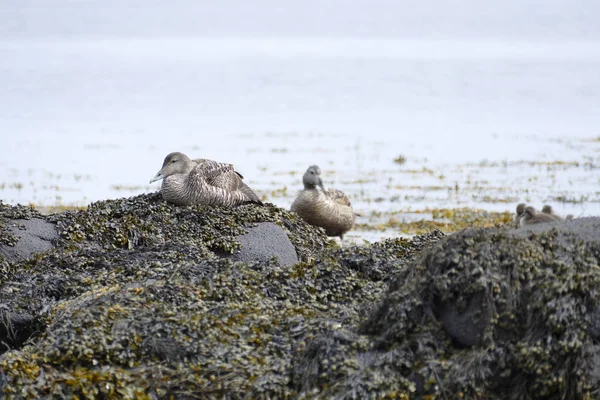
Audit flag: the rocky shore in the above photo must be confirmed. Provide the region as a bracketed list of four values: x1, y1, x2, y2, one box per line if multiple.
[1, 194, 599, 399]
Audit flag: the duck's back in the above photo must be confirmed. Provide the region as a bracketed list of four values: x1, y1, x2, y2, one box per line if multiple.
[162, 159, 262, 207]
[193, 159, 245, 190]
[520, 212, 559, 226]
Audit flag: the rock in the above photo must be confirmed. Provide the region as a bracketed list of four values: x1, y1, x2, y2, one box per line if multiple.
[431, 217, 600, 349]
[4, 192, 599, 399]
[350, 219, 600, 399]
[434, 290, 492, 347]
[0, 218, 58, 262]
[0, 304, 41, 349]
[589, 307, 600, 339]
[515, 215, 600, 243]
[227, 222, 298, 267]
[0, 195, 312, 266]
[0, 208, 435, 398]
[0, 194, 331, 355]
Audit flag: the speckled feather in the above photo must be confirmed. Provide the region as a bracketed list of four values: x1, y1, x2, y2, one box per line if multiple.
[326, 188, 352, 207]
[158, 156, 262, 207]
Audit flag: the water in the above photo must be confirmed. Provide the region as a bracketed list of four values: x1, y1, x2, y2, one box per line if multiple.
[1, 2, 600, 243]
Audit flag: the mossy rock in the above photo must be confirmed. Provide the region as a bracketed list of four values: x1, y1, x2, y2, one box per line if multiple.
[0, 192, 332, 346]
[5, 192, 599, 399]
[0, 200, 440, 398]
[292, 218, 600, 399]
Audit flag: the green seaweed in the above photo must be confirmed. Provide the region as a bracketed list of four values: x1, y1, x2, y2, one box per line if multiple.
[2, 193, 434, 398]
[2, 193, 599, 399]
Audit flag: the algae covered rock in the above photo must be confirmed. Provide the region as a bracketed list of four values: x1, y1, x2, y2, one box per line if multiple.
[1, 193, 321, 266]
[292, 218, 600, 399]
[5, 191, 599, 399]
[0, 193, 329, 353]
[0, 193, 439, 398]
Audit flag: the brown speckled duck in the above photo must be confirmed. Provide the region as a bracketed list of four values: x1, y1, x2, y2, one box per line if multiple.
[149, 152, 262, 207]
[520, 206, 559, 226]
[290, 165, 355, 240]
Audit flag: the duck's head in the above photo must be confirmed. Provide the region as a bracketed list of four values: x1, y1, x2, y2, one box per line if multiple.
[302, 165, 325, 191]
[541, 205, 553, 214]
[516, 203, 526, 216]
[523, 206, 537, 218]
[149, 152, 194, 183]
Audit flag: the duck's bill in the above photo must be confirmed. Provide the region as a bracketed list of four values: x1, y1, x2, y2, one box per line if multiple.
[317, 178, 327, 192]
[149, 171, 163, 184]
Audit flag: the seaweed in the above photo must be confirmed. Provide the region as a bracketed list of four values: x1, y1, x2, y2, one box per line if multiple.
[3, 193, 598, 399]
[0, 194, 437, 398]
[290, 225, 600, 399]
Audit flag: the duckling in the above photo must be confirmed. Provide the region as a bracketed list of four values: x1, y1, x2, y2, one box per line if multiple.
[520, 206, 559, 226]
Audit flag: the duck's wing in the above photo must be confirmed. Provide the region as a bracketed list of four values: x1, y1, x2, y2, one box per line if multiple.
[326, 188, 352, 207]
[191, 160, 241, 190]
[193, 158, 244, 178]
[192, 159, 262, 205]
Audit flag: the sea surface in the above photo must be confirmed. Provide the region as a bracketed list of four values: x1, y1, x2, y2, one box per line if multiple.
[1, 1, 599, 243]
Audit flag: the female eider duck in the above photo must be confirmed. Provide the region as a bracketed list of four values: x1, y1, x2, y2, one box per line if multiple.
[149, 152, 262, 207]
[290, 165, 355, 240]
[520, 206, 559, 226]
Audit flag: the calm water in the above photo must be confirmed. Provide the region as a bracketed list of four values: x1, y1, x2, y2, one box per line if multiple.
[1, 4, 600, 243]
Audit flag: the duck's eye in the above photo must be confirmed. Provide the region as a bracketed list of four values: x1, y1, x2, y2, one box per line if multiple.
[171, 159, 177, 163]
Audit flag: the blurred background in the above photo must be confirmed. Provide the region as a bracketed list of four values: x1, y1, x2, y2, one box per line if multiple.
[1, 0, 599, 242]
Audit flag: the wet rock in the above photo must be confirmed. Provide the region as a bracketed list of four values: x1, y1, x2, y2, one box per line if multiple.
[0, 194, 329, 359]
[4, 192, 600, 399]
[0, 191, 438, 398]
[0, 305, 41, 350]
[351, 221, 600, 399]
[589, 307, 600, 339]
[0, 195, 315, 266]
[434, 290, 492, 347]
[0, 218, 58, 262]
[515, 215, 600, 243]
[226, 222, 298, 267]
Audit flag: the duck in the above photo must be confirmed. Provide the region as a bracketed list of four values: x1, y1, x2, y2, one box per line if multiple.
[541, 205, 573, 221]
[290, 165, 355, 240]
[149, 152, 262, 207]
[515, 203, 526, 227]
[520, 206, 560, 226]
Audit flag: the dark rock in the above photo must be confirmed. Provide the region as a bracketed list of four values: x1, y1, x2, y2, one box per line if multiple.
[0, 194, 330, 361]
[588, 307, 600, 339]
[227, 222, 298, 267]
[351, 220, 600, 399]
[434, 290, 492, 347]
[0, 305, 41, 351]
[5, 191, 600, 399]
[0, 191, 438, 398]
[0, 218, 58, 261]
[515, 216, 600, 243]
[0, 195, 313, 266]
